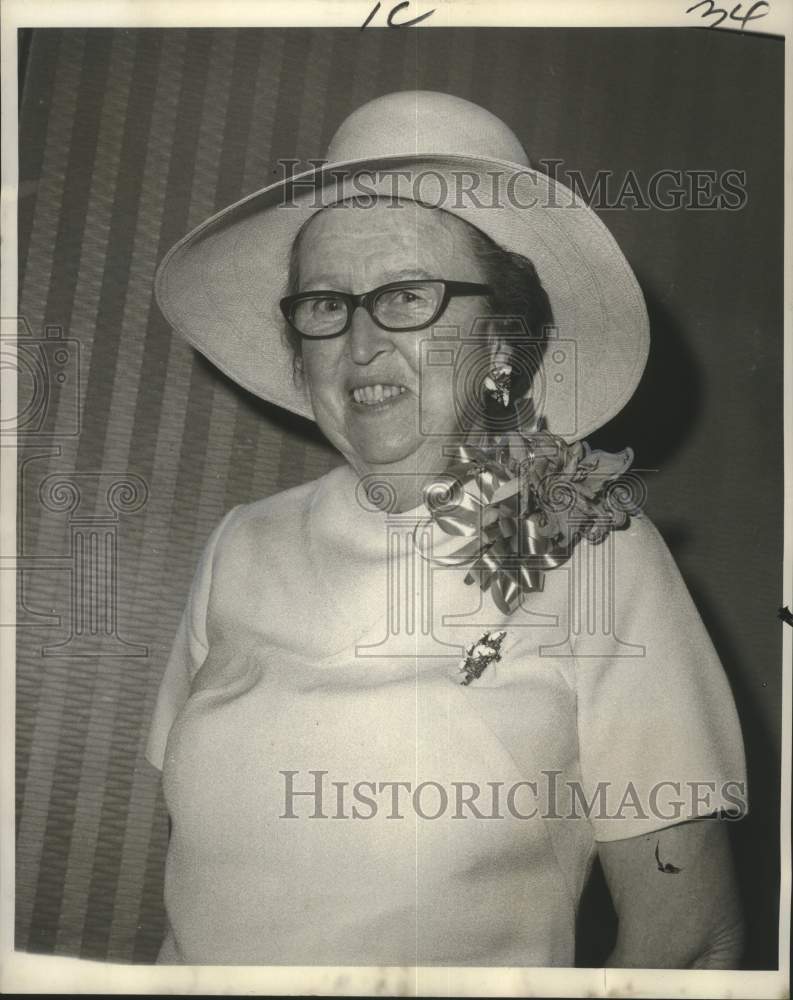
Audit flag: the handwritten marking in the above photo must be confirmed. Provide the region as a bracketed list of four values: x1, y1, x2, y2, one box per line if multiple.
[361, 2, 380, 29]
[655, 841, 683, 874]
[685, 0, 770, 30]
[361, 0, 436, 30]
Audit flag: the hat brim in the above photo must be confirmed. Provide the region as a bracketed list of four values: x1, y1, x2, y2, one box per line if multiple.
[155, 154, 649, 442]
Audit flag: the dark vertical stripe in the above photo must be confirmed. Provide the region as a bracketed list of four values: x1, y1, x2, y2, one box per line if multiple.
[415, 29, 453, 94]
[18, 30, 62, 278]
[41, 31, 112, 337]
[373, 28, 412, 95]
[201, 28, 274, 514]
[469, 30, 499, 111]
[80, 653, 152, 959]
[214, 30, 259, 210]
[131, 786, 169, 961]
[14, 446, 62, 857]
[19, 29, 115, 562]
[124, 31, 214, 490]
[267, 30, 314, 168]
[223, 30, 322, 509]
[26, 660, 99, 954]
[18, 29, 113, 562]
[73, 31, 162, 471]
[161, 30, 239, 574]
[316, 30, 363, 152]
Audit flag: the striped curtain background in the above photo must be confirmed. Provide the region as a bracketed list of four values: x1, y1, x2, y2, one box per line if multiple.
[15, 28, 783, 966]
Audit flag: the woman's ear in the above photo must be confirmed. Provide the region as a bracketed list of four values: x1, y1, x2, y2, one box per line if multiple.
[289, 349, 305, 388]
[483, 337, 514, 412]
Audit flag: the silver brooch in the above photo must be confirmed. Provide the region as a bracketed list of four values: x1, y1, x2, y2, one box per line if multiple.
[459, 630, 507, 685]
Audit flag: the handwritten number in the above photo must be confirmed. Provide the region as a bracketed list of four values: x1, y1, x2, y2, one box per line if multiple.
[733, 0, 771, 26]
[361, 2, 381, 29]
[686, 0, 727, 26]
[686, 0, 770, 29]
[362, 0, 436, 29]
[387, 1, 436, 26]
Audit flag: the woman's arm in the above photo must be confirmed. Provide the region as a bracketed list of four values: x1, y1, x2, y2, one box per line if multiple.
[598, 818, 744, 968]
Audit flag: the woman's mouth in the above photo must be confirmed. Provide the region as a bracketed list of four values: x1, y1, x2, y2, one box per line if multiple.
[350, 384, 408, 407]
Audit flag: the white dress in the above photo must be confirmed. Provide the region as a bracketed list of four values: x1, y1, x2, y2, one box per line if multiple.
[146, 463, 747, 966]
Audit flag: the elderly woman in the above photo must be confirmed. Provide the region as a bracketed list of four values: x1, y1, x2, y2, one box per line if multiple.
[146, 91, 747, 968]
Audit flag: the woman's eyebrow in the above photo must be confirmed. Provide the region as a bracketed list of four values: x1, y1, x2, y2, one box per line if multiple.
[380, 268, 435, 282]
[300, 267, 437, 290]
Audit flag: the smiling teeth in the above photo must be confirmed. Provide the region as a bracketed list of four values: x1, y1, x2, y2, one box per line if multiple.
[352, 384, 406, 405]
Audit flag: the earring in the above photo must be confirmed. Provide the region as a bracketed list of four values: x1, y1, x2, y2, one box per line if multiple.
[483, 363, 512, 408]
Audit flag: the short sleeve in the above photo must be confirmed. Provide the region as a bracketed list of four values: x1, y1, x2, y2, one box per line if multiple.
[145, 506, 241, 771]
[572, 513, 748, 841]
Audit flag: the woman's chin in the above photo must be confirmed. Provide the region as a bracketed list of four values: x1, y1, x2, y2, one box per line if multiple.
[349, 435, 425, 469]
[344, 422, 459, 475]
[341, 410, 422, 468]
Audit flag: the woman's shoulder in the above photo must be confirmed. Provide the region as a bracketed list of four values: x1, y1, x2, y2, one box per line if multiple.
[207, 464, 349, 555]
[561, 510, 697, 635]
[575, 508, 676, 577]
[568, 508, 715, 657]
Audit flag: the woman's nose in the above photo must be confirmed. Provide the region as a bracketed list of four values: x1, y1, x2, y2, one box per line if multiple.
[347, 306, 392, 365]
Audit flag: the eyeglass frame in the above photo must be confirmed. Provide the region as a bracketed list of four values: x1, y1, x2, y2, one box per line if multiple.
[279, 279, 493, 340]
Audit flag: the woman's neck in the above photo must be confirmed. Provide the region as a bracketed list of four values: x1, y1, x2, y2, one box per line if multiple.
[342, 425, 506, 514]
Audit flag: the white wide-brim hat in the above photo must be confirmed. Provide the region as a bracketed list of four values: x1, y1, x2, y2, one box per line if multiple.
[155, 90, 649, 442]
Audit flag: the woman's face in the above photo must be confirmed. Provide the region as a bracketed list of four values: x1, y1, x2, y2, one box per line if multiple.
[297, 201, 490, 480]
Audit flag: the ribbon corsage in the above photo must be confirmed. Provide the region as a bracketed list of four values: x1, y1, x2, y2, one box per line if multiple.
[419, 431, 640, 615]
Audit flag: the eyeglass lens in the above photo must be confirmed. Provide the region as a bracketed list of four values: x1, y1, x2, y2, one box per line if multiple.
[291, 281, 444, 337]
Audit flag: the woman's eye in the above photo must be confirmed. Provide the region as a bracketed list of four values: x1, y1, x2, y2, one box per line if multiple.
[384, 288, 429, 306]
[313, 298, 341, 314]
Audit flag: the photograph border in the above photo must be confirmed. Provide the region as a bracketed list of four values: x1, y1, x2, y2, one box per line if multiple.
[1, 1, 790, 996]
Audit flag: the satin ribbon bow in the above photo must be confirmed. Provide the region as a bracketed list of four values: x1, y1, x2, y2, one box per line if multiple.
[421, 432, 635, 615]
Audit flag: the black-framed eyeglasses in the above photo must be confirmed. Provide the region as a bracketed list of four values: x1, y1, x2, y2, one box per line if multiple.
[280, 279, 492, 340]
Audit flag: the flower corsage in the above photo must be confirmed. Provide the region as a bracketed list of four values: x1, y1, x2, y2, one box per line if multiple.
[421, 430, 641, 616]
